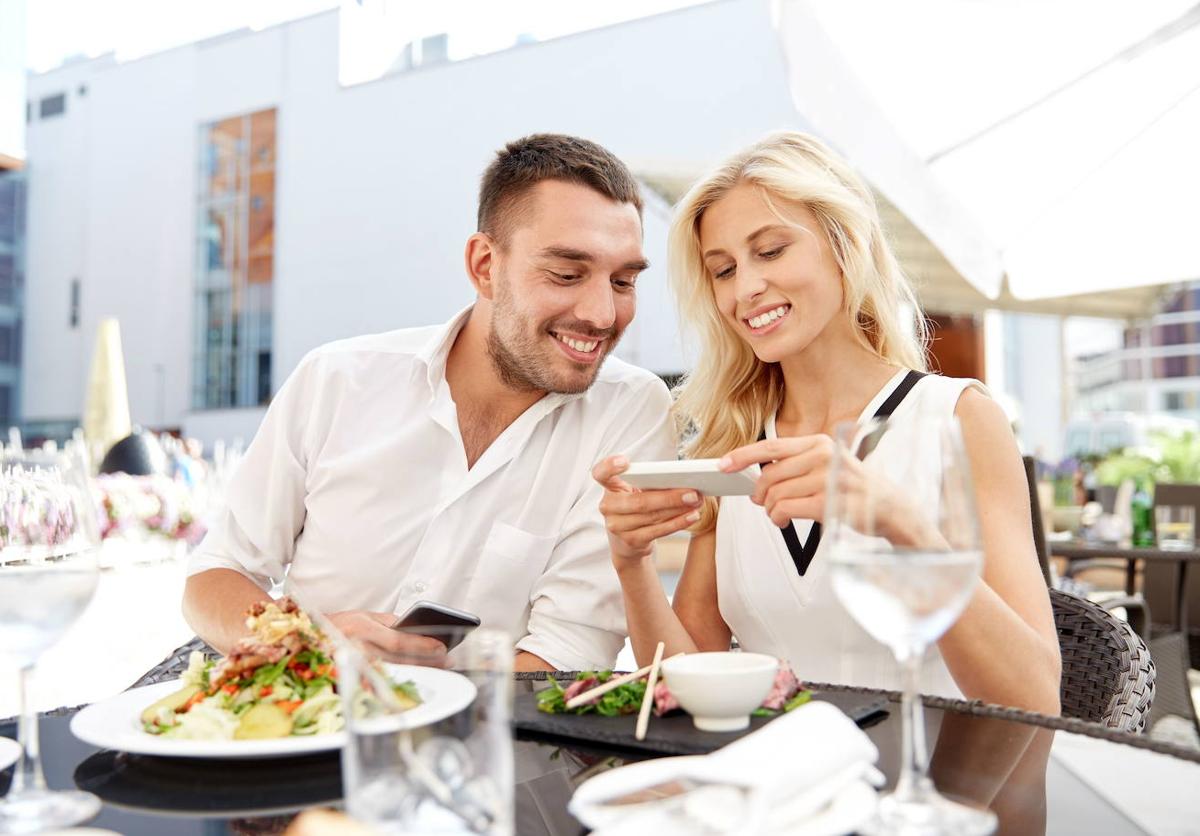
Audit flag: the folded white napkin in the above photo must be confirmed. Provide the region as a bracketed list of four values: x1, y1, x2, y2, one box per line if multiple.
[570, 701, 881, 835]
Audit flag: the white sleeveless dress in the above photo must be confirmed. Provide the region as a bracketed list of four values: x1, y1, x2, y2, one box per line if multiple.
[713, 370, 988, 697]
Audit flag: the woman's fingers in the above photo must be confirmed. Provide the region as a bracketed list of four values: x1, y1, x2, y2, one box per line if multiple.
[621, 508, 702, 548]
[592, 454, 633, 491]
[765, 496, 823, 527]
[606, 505, 698, 534]
[718, 436, 821, 472]
[759, 472, 824, 510]
[753, 445, 833, 503]
[600, 486, 700, 517]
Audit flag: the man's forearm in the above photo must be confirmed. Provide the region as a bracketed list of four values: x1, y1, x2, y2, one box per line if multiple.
[182, 568, 273, 654]
[513, 650, 556, 672]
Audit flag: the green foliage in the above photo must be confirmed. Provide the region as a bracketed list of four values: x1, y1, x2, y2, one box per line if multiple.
[1094, 431, 1200, 487]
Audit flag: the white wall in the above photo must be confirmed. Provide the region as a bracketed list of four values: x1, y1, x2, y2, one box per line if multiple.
[22, 58, 98, 423]
[22, 0, 822, 442]
[1002, 313, 1064, 461]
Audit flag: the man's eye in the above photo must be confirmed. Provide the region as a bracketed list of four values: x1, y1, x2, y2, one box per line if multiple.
[612, 278, 636, 290]
[551, 271, 581, 281]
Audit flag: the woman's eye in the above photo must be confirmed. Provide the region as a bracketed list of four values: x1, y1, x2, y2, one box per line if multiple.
[713, 265, 735, 280]
[759, 246, 785, 260]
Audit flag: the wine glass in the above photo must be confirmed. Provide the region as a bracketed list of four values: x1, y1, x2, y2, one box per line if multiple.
[825, 415, 996, 835]
[0, 446, 103, 833]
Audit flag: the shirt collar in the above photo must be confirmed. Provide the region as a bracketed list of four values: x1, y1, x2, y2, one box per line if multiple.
[413, 304, 475, 393]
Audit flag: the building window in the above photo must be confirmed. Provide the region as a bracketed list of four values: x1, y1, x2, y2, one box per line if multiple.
[193, 108, 276, 409]
[39, 93, 66, 119]
[69, 279, 80, 328]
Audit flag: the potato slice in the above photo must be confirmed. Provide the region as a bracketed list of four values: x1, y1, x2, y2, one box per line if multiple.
[392, 686, 420, 711]
[234, 702, 294, 739]
[140, 684, 201, 725]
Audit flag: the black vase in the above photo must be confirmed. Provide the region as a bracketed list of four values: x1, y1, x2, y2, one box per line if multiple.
[98, 431, 168, 476]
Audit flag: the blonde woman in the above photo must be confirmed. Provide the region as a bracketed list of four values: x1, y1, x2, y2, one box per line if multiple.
[593, 132, 1061, 713]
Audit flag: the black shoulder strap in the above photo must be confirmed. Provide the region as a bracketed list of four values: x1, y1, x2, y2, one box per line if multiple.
[770, 370, 927, 577]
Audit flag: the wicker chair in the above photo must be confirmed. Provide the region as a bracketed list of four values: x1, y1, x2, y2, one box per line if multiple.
[1052, 588, 1156, 732]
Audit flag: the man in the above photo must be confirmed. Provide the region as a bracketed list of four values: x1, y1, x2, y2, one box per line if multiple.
[183, 134, 675, 671]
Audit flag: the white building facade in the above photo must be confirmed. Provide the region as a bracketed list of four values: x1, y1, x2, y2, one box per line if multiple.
[22, 0, 1053, 449]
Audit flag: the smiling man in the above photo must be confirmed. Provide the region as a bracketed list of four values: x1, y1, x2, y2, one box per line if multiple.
[183, 134, 676, 671]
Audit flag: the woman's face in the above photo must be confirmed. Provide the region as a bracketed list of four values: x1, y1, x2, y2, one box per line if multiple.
[698, 182, 847, 364]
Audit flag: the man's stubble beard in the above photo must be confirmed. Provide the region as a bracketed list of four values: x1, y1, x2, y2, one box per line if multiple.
[486, 280, 623, 396]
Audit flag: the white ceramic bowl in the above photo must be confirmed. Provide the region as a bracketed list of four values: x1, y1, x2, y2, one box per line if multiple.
[660, 652, 779, 732]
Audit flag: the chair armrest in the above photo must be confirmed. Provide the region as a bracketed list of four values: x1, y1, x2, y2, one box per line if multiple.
[1062, 557, 1131, 578]
[1094, 595, 1151, 638]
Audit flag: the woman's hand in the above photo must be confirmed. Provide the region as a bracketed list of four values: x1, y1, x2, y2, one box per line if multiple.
[719, 436, 929, 545]
[592, 455, 703, 567]
[719, 436, 840, 527]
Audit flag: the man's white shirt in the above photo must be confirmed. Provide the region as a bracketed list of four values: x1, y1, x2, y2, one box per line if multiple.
[187, 307, 676, 669]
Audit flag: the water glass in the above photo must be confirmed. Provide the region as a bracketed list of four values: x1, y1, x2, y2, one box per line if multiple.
[1155, 505, 1195, 551]
[338, 626, 513, 835]
[826, 415, 996, 836]
[0, 447, 103, 833]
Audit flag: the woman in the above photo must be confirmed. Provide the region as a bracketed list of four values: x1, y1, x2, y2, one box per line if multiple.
[593, 131, 1060, 713]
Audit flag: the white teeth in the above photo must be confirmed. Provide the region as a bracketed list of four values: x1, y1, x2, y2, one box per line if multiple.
[556, 334, 598, 353]
[746, 305, 790, 329]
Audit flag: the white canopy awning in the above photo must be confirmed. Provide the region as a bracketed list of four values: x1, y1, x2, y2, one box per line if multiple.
[805, 0, 1200, 314]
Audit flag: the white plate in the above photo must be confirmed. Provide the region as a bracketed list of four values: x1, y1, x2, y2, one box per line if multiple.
[0, 735, 19, 771]
[69, 663, 476, 759]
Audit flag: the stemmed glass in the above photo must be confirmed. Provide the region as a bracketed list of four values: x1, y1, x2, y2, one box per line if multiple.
[0, 447, 102, 833]
[825, 415, 996, 835]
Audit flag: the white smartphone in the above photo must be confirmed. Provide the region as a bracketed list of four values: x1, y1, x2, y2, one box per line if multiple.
[621, 458, 759, 496]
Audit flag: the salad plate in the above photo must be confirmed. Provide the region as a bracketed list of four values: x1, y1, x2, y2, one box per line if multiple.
[70, 662, 476, 760]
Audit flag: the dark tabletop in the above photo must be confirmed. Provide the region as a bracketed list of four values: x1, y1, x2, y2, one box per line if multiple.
[1051, 542, 1200, 563]
[5, 678, 1200, 835]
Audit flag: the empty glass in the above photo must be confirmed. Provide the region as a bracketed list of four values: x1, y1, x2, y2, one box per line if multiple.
[826, 415, 996, 836]
[1155, 505, 1195, 551]
[337, 626, 513, 835]
[0, 447, 102, 833]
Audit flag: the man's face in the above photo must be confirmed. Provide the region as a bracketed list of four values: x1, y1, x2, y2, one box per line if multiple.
[486, 180, 646, 394]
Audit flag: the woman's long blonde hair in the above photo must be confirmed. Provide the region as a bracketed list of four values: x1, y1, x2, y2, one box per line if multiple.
[670, 131, 929, 532]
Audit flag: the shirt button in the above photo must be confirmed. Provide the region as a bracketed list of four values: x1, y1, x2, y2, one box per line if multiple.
[413, 581, 428, 594]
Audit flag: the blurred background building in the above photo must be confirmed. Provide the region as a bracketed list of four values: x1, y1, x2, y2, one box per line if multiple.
[6, 0, 1199, 462]
[1075, 283, 1200, 420]
[0, 153, 23, 431]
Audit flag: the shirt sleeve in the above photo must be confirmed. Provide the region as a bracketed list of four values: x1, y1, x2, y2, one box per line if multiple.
[185, 352, 318, 590]
[515, 376, 677, 670]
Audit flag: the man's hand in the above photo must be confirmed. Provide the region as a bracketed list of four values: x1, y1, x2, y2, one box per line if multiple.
[326, 611, 448, 667]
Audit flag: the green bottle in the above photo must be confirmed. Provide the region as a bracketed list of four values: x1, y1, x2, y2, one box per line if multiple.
[1131, 479, 1154, 547]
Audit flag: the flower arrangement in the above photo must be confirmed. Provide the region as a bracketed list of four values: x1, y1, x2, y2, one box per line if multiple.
[0, 467, 80, 549]
[94, 473, 207, 546]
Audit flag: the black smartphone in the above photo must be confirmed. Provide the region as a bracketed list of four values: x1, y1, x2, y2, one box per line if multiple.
[391, 600, 481, 651]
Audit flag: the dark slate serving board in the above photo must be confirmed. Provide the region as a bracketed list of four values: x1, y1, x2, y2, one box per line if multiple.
[513, 689, 889, 758]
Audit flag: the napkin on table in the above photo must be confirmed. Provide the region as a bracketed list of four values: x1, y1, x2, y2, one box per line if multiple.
[570, 701, 881, 835]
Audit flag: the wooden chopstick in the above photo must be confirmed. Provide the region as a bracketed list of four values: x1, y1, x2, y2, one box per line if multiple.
[635, 641, 666, 741]
[564, 651, 682, 709]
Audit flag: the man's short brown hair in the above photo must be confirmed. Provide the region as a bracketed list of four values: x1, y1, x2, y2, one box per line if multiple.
[477, 134, 643, 245]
